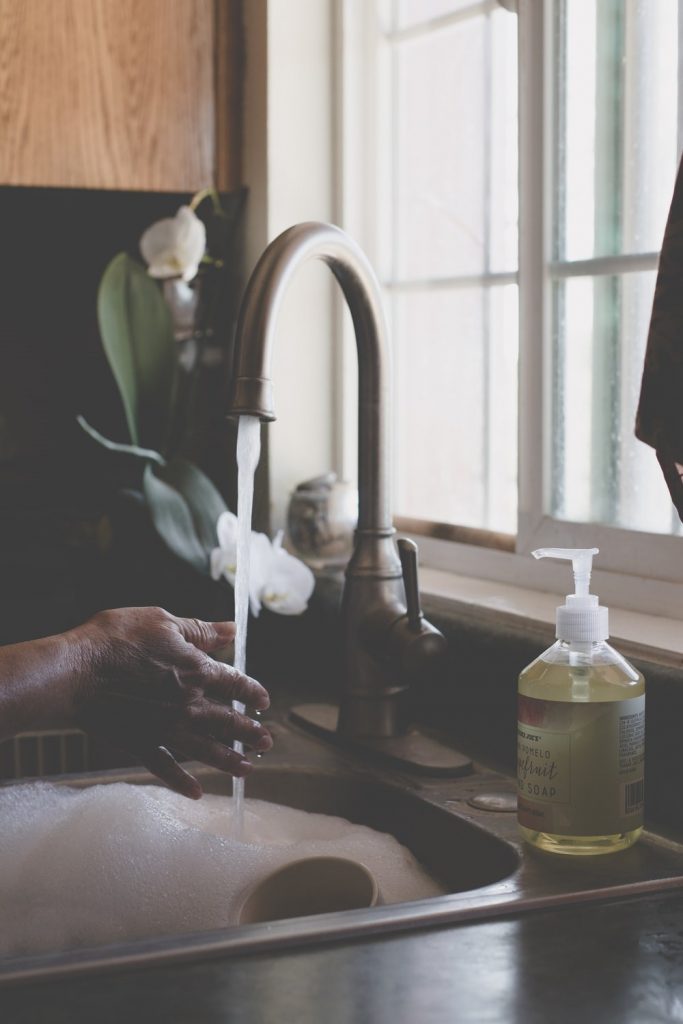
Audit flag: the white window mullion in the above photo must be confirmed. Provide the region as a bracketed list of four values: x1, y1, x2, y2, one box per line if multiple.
[386, 272, 518, 290]
[386, 0, 500, 44]
[481, 8, 494, 529]
[549, 253, 660, 278]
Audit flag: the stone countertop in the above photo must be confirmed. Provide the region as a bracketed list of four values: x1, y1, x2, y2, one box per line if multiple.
[2, 890, 682, 1024]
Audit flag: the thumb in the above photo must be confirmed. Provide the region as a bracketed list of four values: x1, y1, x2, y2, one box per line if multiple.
[173, 617, 236, 653]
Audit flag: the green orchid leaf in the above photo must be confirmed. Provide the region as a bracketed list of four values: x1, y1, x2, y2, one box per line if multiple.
[143, 463, 208, 574]
[76, 415, 166, 465]
[97, 253, 177, 452]
[143, 459, 228, 574]
[153, 458, 228, 553]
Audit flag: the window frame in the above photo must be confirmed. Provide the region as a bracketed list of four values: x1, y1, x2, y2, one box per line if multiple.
[336, 0, 683, 620]
[516, 0, 683, 582]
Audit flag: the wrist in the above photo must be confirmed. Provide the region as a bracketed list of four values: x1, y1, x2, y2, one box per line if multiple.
[0, 627, 98, 740]
[60, 619, 106, 721]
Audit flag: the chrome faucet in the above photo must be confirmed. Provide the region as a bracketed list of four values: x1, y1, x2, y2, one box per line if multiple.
[231, 222, 446, 741]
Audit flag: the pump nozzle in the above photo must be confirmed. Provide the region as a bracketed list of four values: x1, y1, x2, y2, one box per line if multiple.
[532, 548, 599, 599]
[531, 547, 607, 643]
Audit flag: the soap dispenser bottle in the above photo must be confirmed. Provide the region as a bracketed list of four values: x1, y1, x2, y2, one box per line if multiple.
[517, 548, 645, 855]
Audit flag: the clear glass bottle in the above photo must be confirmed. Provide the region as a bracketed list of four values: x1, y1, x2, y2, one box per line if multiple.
[517, 549, 645, 855]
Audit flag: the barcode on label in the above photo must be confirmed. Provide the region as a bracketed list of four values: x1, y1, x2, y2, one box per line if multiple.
[622, 779, 644, 816]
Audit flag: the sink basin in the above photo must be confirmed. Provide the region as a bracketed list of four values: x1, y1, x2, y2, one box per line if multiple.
[222, 766, 518, 896]
[1, 708, 682, 985]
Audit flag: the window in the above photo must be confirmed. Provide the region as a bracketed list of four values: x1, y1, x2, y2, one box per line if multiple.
[340, 0, 683, 607]
[549, 0, 678, 535]
[343, 0, 519, 536]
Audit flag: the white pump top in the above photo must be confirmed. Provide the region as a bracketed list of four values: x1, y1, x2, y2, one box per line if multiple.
[532, 547, 609, 643]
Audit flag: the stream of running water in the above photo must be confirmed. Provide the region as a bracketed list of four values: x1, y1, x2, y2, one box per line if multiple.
[231, 415, 261, 837]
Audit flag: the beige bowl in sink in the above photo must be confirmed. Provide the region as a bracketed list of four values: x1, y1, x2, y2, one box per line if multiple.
[238, 856, 379, 925]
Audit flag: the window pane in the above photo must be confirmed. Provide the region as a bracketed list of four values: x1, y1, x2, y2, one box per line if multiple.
[394, 6, 517, 280]
[396, 0, 482, 31]
[393, 285, 518, 533]
[555, 0, 679, 262]
[552, 271, 677, 534]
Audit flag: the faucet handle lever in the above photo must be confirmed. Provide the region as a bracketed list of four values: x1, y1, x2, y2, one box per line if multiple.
[397, 538, 423, 631]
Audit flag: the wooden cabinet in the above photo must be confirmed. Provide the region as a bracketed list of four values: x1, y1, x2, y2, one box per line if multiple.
[0, 0, 242, 191]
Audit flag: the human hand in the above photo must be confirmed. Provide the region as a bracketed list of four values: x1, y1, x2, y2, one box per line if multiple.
[71, 607, 272, 799]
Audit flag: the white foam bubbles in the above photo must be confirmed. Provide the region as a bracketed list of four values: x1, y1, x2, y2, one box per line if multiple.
[0, 782, 444, 956]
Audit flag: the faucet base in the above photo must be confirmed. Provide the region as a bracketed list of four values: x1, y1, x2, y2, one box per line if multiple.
[289, 703, 473, 777]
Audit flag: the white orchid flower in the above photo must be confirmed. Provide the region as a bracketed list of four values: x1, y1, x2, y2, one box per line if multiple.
[246, 531, 277, 617]
[261, 532, 316, 615]
[140, 206, 206, 282]
[211, 511, 265, 615]
[210, 512, 315, 617]
[215, 509, 239, 555]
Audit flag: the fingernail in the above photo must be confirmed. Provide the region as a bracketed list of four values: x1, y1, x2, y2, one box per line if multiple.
[235, 758, 253, 777]
[214, 621, 237, 637]
[255, 734, 273, 751]
[253, 690, 270, 711]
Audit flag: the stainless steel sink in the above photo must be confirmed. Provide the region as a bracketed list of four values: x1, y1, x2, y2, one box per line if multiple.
[230, 767, 518, 896]
[1, 708, 682, 985]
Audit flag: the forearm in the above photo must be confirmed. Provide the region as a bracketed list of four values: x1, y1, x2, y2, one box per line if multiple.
[0, 628, 89, 741]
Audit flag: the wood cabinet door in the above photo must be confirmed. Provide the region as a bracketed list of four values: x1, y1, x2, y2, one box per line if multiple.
[0, 0, 240, 191]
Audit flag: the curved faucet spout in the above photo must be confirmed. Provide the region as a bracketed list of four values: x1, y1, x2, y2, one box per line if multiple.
[231, 222, 444, 738]
[232, 221, 392, 537]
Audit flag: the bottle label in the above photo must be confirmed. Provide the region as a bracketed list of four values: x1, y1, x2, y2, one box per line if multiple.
[517, 694, 645, 836]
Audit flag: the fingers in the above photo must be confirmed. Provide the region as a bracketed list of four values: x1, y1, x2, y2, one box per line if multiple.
[164, 701, 272, 784]
[141, 747, 203, 800]
[185, 700, 273, 752]
[169, 617, 270, 709]
[192, 657, 270, 711]
[170, 734, 254, 777]
[84, 695, 267, 798]
[172, 616, 236, 654]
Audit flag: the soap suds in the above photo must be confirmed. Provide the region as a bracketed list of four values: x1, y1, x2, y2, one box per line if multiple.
[0, 782, 444, 956]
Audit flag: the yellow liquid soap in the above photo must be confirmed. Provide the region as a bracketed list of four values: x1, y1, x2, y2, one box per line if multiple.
[518, 641, 645, 855]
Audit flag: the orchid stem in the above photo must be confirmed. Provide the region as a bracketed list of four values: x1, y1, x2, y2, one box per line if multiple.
[189, 187, 222, 215]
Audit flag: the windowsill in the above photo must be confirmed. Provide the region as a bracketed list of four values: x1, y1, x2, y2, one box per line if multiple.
[420, 567, 683, 670]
